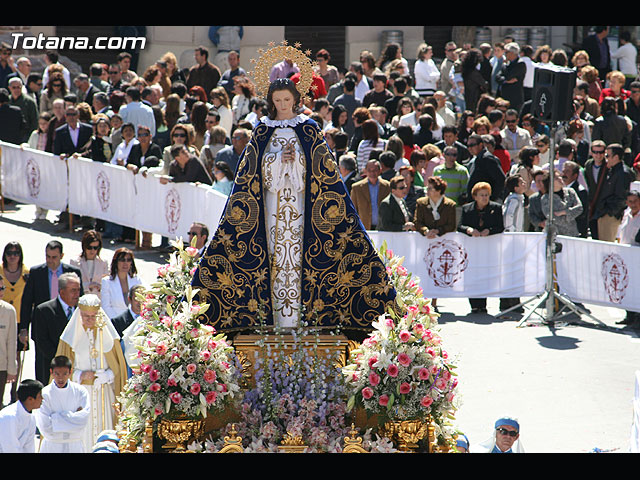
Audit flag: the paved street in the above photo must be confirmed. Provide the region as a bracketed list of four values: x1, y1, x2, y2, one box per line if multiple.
[1, 201, 638, 453]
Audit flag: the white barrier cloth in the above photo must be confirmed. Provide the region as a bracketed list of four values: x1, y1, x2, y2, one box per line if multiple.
[133, 175, 228, 239]
[367, 231, 547, 298]
[555, 235, 640, 312]
[67, 157, 137, 228]
[1, 142, 68, 211]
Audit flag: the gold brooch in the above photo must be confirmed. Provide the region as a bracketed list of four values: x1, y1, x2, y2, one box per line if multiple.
[248, 40, 316, 98]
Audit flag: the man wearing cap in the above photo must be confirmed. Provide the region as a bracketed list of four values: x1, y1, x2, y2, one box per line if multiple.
[55, 294, 127, 452]
[471, 416, 525, 453]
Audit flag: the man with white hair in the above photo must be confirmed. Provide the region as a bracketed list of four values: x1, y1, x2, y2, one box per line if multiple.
[471, 416, 525, 453]
[7, 76, 38, 142]
[496, 42, 526, 113]
[55, 294, 127, 452]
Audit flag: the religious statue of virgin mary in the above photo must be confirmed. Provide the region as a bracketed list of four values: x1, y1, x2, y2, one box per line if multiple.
[191, 42, 398, 339]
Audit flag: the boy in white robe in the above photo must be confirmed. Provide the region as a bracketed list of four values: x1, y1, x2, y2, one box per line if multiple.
[0, 379, 43, 453]
[36, 355, 90, 453]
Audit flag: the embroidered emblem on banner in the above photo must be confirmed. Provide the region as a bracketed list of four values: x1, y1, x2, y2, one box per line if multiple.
[96, 171, 110, 212]
[424, 239, 469, 287]
[601, 253, 629, 303]
[165, 188, 181, 234]
[25, 158, 40, 198]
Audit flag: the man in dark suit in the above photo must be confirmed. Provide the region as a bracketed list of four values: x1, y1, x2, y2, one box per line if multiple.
[378, 176, 415, 232]
[496, 42, 526, 113]
[110, 285, 143, 337]
[338, 154, 359, 195]
[465, 134, 506, 203]
[435, 126, 471, 165]
[583, 140, 608, 239]
[562, 160, 589, 238]
[32, 272, 81, 384]
[20, 240, 83, 368]
[0, 87, 25, 144]
[53, 104, 93, 156]
[73, 73, 96, 108]
[582, 26, 611, 81]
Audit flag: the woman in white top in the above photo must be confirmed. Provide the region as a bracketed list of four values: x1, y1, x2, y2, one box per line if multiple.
[100, 247, 142, 320]
[414, 43, 440, 97]
[210, 86, 233, 139]
[70, 230, 109, 298]
[111, 123, 138, 166]
[231, 76, 254, 125]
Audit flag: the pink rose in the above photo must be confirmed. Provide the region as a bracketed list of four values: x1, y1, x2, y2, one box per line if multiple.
[155, 342, 168, 356]
[148, 369, 159, 382]
[190, 383, 201, 395]
[395, 265, 408, 276]
[399, 330, 411, 342]
[362, 387, 374, 399]
[387, 364, 399, 378]
[154, 407, 163, 416]
[203, 369, 217, 383]
[420, 303, 430, 314]
[190, 328, 200, 338]
[423, 330, 434, 341]
[140, 363, 152, 373]
[435, 377, 448, 390]
[217, 383, 228, 393]
[205, 391, 218, 404]
[149, 382, 161, 392]
[172, 319, 183, 330]
[166, 295, 175, 304]
[200, 350, 211, 362]
[418, 368, 430, 380]
[406, 305, 418, 319]
[368, 356, 378, 369]
[186, 363, 197, 375]
[421, 396, 434, 408]
[384, 318, 394, 328]
[368, 372, 381, 386]
[386, 248, 394, 259]
[170, 352, 181, 363]
[426, 348, 436, 358]
[169, 392, 182, 404]
[386, 266, 393, 276]
[441, 370, 451, 382]
[208, 340, 218, 350]
[399, 382, 412, 394]
[167, 377, 177, 387]
[446, 392, 456, 402]
[185, 246, 198, 257]
[157, 265, 167, 277]
[379, 394, 389, 407]
[397, 353, 411, 367]
[413, 323, 425, 334]
[190, 305, 201, 315]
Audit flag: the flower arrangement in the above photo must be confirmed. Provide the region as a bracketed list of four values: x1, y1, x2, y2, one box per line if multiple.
[342, 242, 459, 443]
[117, 239, 241, 442]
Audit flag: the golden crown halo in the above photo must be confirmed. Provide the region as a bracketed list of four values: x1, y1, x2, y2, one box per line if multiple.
[248, 40, 317, 98]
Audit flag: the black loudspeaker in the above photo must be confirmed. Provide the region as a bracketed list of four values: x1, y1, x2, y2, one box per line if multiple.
[531, 64, 577, 122]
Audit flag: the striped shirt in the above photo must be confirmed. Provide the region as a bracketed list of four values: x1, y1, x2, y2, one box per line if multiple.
[432, 162, 470, 205]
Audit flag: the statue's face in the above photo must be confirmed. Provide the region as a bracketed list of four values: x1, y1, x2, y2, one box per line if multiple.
[272, 89, 296, 117]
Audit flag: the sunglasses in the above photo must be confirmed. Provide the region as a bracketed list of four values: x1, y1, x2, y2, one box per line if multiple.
[591, 149, 605, 154]
[467, 142, 479, 147]
[86, 245, 100, 251]
[496, 428, 518, 437]
[118, 257, 133, 262]
[5, 251, 20, 257]
[138, 132, 150, 137]
[173, 133, 187, 137]
[187, 231, 200, 236]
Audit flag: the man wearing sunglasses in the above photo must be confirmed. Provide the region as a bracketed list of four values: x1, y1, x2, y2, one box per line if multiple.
[472, 416, 525, 453]
[52, 104, 93, 157]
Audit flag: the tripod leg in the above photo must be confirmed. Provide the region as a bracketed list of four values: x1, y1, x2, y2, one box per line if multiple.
[516, 293, 549, 328]
[552, 292, 606, 326]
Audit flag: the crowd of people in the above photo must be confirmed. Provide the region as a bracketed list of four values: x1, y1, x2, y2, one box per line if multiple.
[1, 27, 640, 452]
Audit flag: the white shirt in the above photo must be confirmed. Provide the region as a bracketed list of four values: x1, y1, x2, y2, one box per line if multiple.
[354, 77, 370, 102]
[611, 42, 639, 76]
[68, 123, 80, 147]
[111, 138, 139, 165]
[119, 101, 156, 137]
[0, 401, 36, 453]
[414, 58, 440, 95]
[519, 56, 536, 88]
[617, 208, 640, 245]
[36, 380, 90, 453]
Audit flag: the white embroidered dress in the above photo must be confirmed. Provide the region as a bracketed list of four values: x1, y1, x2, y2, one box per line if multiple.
[260, 114, 308, 328]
